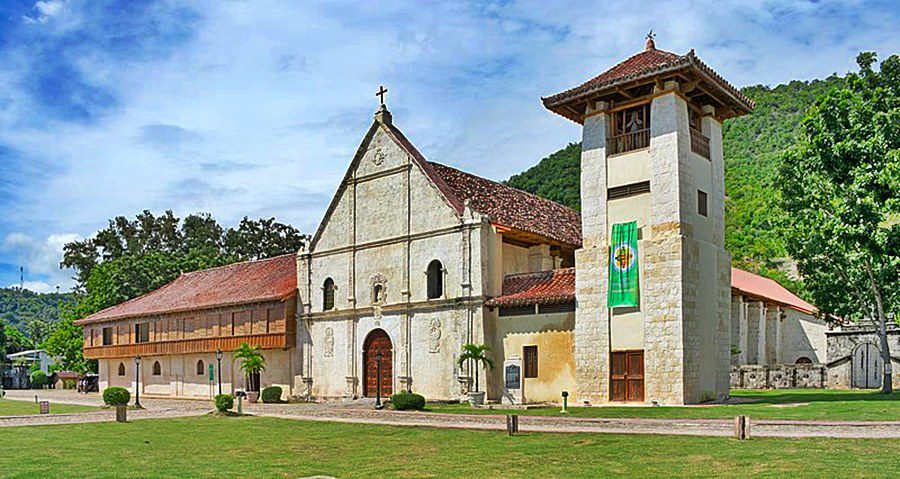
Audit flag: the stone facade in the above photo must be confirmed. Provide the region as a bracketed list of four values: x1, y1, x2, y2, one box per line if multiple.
[574, 87, 731, 405]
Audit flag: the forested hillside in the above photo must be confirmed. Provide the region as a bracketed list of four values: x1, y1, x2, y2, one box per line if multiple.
[507, 74, 846, 292]
[0, 288, 73, 329]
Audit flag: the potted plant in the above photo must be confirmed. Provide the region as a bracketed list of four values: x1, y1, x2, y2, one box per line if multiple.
[234, 342, 266, 403]
[102, 387, 131, 422]
[457, 344, 494, 406]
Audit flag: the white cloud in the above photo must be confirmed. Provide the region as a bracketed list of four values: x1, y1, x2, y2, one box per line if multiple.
[2, 232, 80, 291]
[23, 1, 65, 24]
[8, 280, 59, 294]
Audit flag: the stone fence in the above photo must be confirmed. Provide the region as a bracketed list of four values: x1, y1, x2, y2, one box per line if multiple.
[730, 364, 826, 389]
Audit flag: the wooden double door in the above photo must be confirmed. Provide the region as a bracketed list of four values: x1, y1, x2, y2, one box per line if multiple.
[363, 329, 393, 397]
[851, 343, 882, 389]
[611, 350, 644, 402]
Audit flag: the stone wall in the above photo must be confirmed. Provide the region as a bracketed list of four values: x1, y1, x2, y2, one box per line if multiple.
[730, 364, 826, 389]
[825, 323, 900, 389]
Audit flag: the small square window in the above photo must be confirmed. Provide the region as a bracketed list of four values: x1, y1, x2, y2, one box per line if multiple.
[135, 323, 150, 343]
[698, 190, 708, 217]
[523, 346, 538, 379]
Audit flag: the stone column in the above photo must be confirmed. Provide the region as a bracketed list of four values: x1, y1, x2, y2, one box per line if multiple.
[765, 305, 779, 364]
[528, 244, 554, 272]
[757, 303, 768, 365]
[746, 301, 764, 364]
[731, 295, 748, 364]
[573, 101, 611, 404]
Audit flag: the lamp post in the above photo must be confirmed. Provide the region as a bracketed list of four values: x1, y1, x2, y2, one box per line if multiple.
[374, 351, 384, 410]
[215, 349, 223, 396]
[133, 356, 142, 409]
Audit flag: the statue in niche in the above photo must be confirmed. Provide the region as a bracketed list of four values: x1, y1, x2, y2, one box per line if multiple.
[625, 110, 643, 132]
[323, 327, 334, 357]
[428, 318, 442, 353]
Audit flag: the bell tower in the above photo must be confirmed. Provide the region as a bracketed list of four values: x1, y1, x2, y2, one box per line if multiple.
[543, 35, 754, 404]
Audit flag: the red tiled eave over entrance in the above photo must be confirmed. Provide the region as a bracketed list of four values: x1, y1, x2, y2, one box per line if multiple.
[487, 266, 815, 314]
[485, 268, 576, 308]
[429, 163, 583, 248]
[731, 267, 816, 314]
[542, 40, 754, 124]
[74, 253, 298, 325]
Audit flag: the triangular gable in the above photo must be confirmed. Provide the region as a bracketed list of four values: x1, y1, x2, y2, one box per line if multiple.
[308, 117, 466, 251]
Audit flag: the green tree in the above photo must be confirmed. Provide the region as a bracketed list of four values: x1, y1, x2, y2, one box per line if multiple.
[233, 342, 266, 392]
[778, 52, 899, 393]
[4, 324, 31, 354]
[457, 344, 494, 393]
[44, 316, 96, 374]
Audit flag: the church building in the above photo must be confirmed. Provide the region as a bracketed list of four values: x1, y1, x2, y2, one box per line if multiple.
[77, 38, 842, 406]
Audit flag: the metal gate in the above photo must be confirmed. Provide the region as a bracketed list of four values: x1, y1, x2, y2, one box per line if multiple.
[851, 343, 882, 389]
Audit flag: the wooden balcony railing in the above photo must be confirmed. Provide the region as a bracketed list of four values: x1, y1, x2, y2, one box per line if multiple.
[690, 128, 711, 159]
[606, 128, 650, 156]
[82, 332, 294, 360]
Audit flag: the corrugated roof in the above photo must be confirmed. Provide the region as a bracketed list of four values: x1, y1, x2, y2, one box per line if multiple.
[75, 253, 297, 325]
[731, 267, 816, 314]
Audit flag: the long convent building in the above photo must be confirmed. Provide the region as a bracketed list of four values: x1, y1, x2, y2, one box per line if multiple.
[77, 38, 841, 404]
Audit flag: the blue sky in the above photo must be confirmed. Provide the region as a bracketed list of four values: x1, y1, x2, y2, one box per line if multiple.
[1, 0, 898, 293]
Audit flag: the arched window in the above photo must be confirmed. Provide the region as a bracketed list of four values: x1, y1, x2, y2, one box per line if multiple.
[152, 361, 161, 376]
[427, 260, 443, 299]
[117, 363, 126, 376]
[196, 360, 205, 375]
[323, 278, 335, 311]
[795, 357, 813, 364]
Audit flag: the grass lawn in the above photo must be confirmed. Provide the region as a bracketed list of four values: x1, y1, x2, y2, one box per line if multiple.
[0, 398, 96, 416]
[426, 389, 900, 422]
[0, 415, 897, 478]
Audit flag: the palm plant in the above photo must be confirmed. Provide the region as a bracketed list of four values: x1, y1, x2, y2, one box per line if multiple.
[234, 342, 266, 392]
[457, 344, 494, 393]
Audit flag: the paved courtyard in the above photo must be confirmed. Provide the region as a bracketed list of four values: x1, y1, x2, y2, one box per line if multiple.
[3, 389, 899, 439]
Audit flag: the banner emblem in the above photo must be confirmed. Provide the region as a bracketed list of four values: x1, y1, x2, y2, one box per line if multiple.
[608, 221, 640, 308]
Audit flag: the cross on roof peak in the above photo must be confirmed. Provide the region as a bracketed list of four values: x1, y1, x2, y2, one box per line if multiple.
[645, 30, 656, 50]
[375, 85, 388, 105]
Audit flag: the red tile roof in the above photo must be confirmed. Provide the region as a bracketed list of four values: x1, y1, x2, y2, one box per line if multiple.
[542, 45, 754, 123]
[545, 47, 683, 105]
[731, 267, 816, 314]
[429, 163, 583, 247]
[486, 266, 816, 314]
[485, 268, 576, 308]
[75, 253, 297, 325]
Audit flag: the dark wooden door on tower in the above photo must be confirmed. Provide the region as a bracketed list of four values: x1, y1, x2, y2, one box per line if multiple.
[610, 350, 644, 402]
[363, 329, 393, 397]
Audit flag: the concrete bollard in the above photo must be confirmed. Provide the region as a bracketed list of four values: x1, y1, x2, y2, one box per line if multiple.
[115, 404, 127, 423]
[734, 415, 750, 440]
[506, 414, 519, 436]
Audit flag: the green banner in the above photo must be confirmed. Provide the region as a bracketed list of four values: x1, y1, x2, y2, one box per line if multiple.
[608, 221, 639, 308]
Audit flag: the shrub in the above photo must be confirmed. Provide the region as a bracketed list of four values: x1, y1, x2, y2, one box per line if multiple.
[30, 370, 49, 389]
[103, 387, 131, 406]
[261, 386, 283, 403]
[0, 388, 5, 398]
[391, 391, 426, 411]
[214, 394, 234, 412]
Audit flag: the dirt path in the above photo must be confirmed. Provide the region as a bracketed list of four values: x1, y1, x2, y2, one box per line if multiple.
[4, 390, 899, 438]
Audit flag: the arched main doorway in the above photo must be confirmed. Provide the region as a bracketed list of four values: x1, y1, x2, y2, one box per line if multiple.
[851, 343, 882, 389]
[363, 329, 393, 398]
